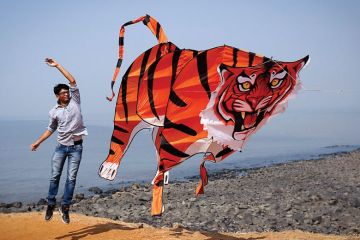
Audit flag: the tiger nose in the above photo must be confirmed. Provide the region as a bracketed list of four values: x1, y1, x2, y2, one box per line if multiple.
[247, 97, 258, 110]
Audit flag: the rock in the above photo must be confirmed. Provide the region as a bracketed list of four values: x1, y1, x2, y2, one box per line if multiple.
[284, 204, 292, 211]
[7, 202, 22, 208]
[309, 194, 322, 202]
[74, 193, 85, 201]
[328, 199, 338, 205]
[88, 187, 103, 194]
[105, 189, 118, 195]
[138, 196, 151, 202]
[172, 222, 183, 229]
[131, 183, 141, 190]
[312, 216, 323, 225]
[294, 213, 304, 223]
[349, 198, 360, 208]
[37, 198, 47, 206]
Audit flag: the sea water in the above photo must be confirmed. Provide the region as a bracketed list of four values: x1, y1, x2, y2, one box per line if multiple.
[0, 111, 359, 203]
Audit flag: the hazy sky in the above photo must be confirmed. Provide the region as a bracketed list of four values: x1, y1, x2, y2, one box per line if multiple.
[1, 1, 359, 127]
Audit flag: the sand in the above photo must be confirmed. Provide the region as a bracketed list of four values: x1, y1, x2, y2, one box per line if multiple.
[0, 212, 358, 240]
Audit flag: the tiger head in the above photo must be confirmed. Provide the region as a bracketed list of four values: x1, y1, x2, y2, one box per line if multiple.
[201, 56, 309, 150]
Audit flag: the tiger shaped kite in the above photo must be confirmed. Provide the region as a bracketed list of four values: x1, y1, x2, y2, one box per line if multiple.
[99, 15, 309, 216]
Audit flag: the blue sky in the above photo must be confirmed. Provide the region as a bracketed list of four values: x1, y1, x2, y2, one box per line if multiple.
[0, 0, 359, 130]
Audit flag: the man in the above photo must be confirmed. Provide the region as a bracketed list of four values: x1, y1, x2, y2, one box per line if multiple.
[31, 58, 87, 224]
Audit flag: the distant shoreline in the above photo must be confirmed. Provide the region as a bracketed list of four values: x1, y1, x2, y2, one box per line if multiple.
[0, 145, 359, 204]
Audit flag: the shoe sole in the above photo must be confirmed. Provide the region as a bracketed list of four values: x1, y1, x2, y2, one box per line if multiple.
[59, 208, 70, 224]
[45, 215, 53, 221]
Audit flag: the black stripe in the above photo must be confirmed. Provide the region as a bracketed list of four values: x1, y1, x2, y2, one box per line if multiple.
[164, 117, 197, 136]
[147, 59, 160, 120]
[119, 37, 124, 46]
[114, 125, 129, 133]
[143, 15, 150, 25]
[173, 43, 180, 51]
[169, 90, 187, 107]
[248, 52, 255, 67]
[116, 59, 122, 68]
[109, 149, 115, 155]
[263, 56, 270, 63]
[123, 21, 133, 27]
[232, 48, 238, 67]
[197, 51, 211, 99]
[121, 63, 133, 123]
[167, 50, 185, 107]
[160, 134, 189, 158]
[171, 51, 181, 86]
[264, 60, 275, 71]
[155, 44, 162, 60]
[156, 22, 161, 40]
[192, 50, 198, 58]
[111, 136, 124, 145]
[215, 147, 233, 158]
[139, 48, 152, 83]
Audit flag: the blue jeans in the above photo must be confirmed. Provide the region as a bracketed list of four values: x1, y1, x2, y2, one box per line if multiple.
[47, 143, 83, 206]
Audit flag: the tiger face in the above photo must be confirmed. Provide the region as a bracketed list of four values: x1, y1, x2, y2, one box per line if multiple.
[200, 56, 309, 150]
[214, 56, 309, 142]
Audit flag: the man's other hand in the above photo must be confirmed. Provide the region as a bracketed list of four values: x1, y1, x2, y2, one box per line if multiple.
[45, 58, 59, 67]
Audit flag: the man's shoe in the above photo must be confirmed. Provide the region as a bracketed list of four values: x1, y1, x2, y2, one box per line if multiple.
[45, 204, 55, 221]
[59, 205, 70, 224]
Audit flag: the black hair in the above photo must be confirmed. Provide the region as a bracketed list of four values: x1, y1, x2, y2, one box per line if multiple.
[53, 84, 69, 95]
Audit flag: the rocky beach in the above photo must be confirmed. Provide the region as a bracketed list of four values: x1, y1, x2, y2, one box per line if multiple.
[1, 149, 359, 238]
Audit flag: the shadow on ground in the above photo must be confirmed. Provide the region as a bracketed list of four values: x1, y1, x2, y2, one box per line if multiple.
[54, 222, 136, 240]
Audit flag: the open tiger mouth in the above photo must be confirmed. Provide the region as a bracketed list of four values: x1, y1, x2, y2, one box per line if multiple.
[232, 110, 266, 140]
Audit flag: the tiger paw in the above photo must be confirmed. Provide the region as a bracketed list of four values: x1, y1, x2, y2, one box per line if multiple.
[98, 162, 119, 180]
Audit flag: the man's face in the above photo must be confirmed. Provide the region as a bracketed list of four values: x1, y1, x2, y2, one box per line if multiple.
[56, 89, 70, 104]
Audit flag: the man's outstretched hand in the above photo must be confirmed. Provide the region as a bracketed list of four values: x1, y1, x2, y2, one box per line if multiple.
[45, 58, 59, 67]
[30, 142, 40, 151]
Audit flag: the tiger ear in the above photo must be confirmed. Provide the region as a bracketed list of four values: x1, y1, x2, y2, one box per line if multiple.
[292, 55, 310, 73]
[218, 64, 233, 83]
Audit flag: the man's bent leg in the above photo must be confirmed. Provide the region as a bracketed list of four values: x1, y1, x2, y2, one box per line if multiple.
[62, 144, 82, 206]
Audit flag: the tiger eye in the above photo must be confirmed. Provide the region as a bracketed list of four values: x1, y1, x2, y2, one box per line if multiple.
[271, 79, 279, 86]
[242, 82, 251, 89]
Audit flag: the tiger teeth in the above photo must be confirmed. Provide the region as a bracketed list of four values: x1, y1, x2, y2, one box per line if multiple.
[241, 112, 245, 119]
[257, 109, 261, 116]
[241, 125, 245, 131]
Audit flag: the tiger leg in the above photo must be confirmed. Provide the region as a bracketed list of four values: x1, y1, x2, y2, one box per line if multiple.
[150, 127, 165, 216]
[98, 120, 150, 180]
[195, 160, 208, 196]
[195, 143, 235, 196]
[150, 129, 209, 215]
[151, 173, 165, 216]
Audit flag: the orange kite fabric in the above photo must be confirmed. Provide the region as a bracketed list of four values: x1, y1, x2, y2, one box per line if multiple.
[99, 15, 309, 216]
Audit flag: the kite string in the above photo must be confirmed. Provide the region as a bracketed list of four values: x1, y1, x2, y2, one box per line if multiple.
[271, 59, 357, 94]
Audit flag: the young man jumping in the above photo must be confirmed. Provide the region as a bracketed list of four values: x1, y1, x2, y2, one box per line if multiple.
[31, 58, 88, 224]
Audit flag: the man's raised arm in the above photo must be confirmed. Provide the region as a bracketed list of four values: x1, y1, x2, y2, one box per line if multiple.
[45, 58, 76, 86]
